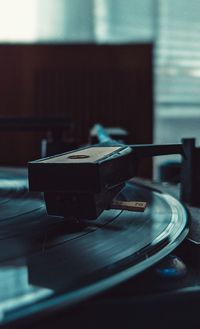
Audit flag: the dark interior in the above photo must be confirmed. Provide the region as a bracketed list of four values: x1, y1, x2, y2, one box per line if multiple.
[0, 44, 152, 176]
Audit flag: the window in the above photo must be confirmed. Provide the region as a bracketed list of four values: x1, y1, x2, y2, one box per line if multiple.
[0, 0, 37, 41]
[0, 0, 154, 42]
[0, 0, 200, 146]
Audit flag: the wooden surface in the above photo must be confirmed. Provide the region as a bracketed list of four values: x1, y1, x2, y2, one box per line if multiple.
[0, 44, 153, 176]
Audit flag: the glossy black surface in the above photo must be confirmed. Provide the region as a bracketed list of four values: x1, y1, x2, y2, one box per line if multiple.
[0, 168, 188, 326]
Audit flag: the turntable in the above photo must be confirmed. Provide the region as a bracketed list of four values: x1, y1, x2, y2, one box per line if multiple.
[0, 123, 199, 329]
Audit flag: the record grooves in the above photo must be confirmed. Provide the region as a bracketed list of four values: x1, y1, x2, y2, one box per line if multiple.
[0, 168, 188, 326]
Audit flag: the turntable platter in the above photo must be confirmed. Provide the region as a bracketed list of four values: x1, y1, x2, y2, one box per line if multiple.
[0, 168, 188, 326]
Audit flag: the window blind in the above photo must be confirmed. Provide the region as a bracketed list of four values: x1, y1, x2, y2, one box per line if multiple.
[155, 0, 200, 108]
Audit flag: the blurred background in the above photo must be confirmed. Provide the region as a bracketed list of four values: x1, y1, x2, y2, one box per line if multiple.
[0, 0, 199, 176]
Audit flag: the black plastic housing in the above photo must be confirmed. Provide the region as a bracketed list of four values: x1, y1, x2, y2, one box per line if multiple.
[28, 144, 137, 194]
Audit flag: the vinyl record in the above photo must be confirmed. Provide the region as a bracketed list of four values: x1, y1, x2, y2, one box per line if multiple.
[0, 168, 188, 326]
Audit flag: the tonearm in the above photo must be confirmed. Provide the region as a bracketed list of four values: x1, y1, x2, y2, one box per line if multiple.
[28, 124, 200, 220]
